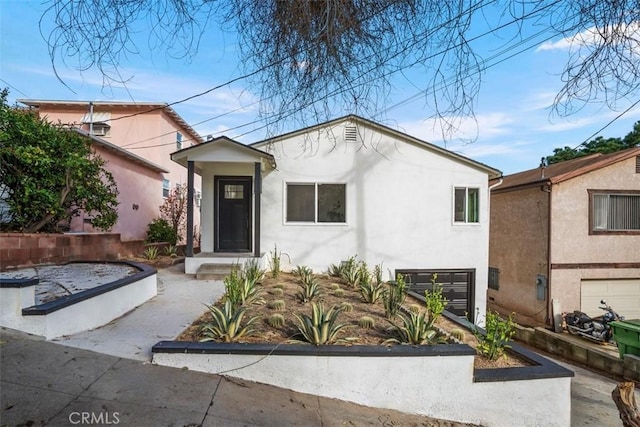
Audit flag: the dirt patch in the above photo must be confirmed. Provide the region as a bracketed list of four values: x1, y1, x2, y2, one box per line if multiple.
[176, 272, 531, 369]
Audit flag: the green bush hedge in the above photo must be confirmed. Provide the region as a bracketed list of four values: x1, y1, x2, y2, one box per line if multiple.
[146, 218, 177, 246]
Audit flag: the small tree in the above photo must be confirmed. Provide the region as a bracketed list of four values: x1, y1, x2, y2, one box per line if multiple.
[159, 184, 187, 244]
[0, 88, 119, 233]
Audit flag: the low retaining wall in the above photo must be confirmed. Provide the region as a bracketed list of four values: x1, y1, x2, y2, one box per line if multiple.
[0, 233, 146, 271]
[515, 325, 640, 382]
[0, 261, 157, 339]
[153, 335, 573, 426]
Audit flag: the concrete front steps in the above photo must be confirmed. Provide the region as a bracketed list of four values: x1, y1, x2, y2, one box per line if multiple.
[195, 263, 237, 280]
[186, 252, 267, 276]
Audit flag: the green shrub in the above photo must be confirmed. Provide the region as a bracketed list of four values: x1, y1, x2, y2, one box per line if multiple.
[425, 274, 448, 322]
[473, 311, 517, 361]
[200, 300, 258, 342]
[146, 218, 177, 246]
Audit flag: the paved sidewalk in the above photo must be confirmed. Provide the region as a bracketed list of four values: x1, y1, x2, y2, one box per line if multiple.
[51, 263, 223, 361]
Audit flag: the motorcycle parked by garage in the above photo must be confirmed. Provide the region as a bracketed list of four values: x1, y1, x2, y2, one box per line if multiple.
[563, 300, 624, 343]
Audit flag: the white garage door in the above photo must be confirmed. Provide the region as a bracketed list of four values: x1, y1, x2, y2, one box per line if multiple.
[581, 279, 640, 320]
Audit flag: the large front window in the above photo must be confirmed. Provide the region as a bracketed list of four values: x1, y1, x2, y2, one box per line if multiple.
[286, 183, 346, 223]
[591, 191, 640, 233]
[454, 187, 479, 223]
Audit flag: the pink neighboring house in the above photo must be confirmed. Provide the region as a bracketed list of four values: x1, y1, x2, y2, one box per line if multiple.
[18, 100, 204, 242]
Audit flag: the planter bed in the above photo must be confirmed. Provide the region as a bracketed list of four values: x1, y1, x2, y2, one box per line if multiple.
[0, 261, 157, 339]
[153, 310, 573, 426]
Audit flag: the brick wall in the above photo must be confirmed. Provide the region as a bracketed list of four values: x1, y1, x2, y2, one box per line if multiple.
[0, 233, 146, 271]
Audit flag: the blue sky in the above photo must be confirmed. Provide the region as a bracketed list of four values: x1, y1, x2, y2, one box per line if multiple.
[2, 1, 640, 175]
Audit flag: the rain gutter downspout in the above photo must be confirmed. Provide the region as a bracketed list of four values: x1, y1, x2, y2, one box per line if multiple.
[541, 183, 552, 326]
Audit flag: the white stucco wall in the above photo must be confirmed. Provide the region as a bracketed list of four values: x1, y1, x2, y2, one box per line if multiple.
[153, 351, 571, 427]
[256, 120, 492, 321]
[0, 275, 157, 339]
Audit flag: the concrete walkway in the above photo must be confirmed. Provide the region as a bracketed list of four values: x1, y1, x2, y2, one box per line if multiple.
[51, 263, 223, 361]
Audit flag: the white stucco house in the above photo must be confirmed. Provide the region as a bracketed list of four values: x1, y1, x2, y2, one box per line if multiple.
[171, 115, 501, 323]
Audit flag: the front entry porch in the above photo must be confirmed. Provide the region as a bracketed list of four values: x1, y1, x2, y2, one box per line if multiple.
[170, 137, 276, 275]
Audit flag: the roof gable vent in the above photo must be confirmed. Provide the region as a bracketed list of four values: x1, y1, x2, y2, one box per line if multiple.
[636, 156, 640, 174]
[344, 125, 358, 143]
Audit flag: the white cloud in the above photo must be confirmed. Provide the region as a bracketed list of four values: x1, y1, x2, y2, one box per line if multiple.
[537, 23, 640, 52]
[396, 112, 515, 145]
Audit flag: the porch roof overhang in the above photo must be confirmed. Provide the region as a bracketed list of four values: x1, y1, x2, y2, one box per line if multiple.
[171, 136, 276, 175]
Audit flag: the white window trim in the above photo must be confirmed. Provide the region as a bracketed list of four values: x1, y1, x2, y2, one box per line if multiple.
[452, 186, 481, 225]
[162, 179, 171, 199]
[283, 181, 348, 225]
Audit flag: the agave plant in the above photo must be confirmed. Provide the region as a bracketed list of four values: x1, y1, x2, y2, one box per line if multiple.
[293, 265, 313, 284]
[385, 311, 446, 345]
[296, 276, 321, 302]
[163, 244, 179, 257]
[200, 300, 259, 342]
[242, 258, 265, 285]
[292, 303, 353, 345]
[340, 256, 360, 288]
[142, 246, 159, 260]
[327, 262, 344, 278]
[360, 280, 386, 304]
[224, 267, 262, 307]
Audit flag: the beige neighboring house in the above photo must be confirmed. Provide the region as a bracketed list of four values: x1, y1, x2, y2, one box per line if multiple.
[18, 100, 204, 241]
[489, 147, 640, 327]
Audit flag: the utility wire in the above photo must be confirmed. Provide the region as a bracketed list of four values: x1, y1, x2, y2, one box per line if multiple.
[570, 98, 640, 150]
[126, 1, 554, 149]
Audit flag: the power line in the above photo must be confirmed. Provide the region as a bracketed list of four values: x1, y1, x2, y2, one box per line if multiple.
[571, 98, 640, 150]
[0, 79, 29, 98]
[128, 0, 550, 148]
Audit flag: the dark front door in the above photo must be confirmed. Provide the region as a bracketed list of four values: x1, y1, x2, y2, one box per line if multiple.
[215, 177, 252, 252]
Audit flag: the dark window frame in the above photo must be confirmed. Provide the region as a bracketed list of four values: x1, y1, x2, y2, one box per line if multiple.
[285, 182, 347, 224]
[588, 189, 640, 235]
[488, 267, 500, 291]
